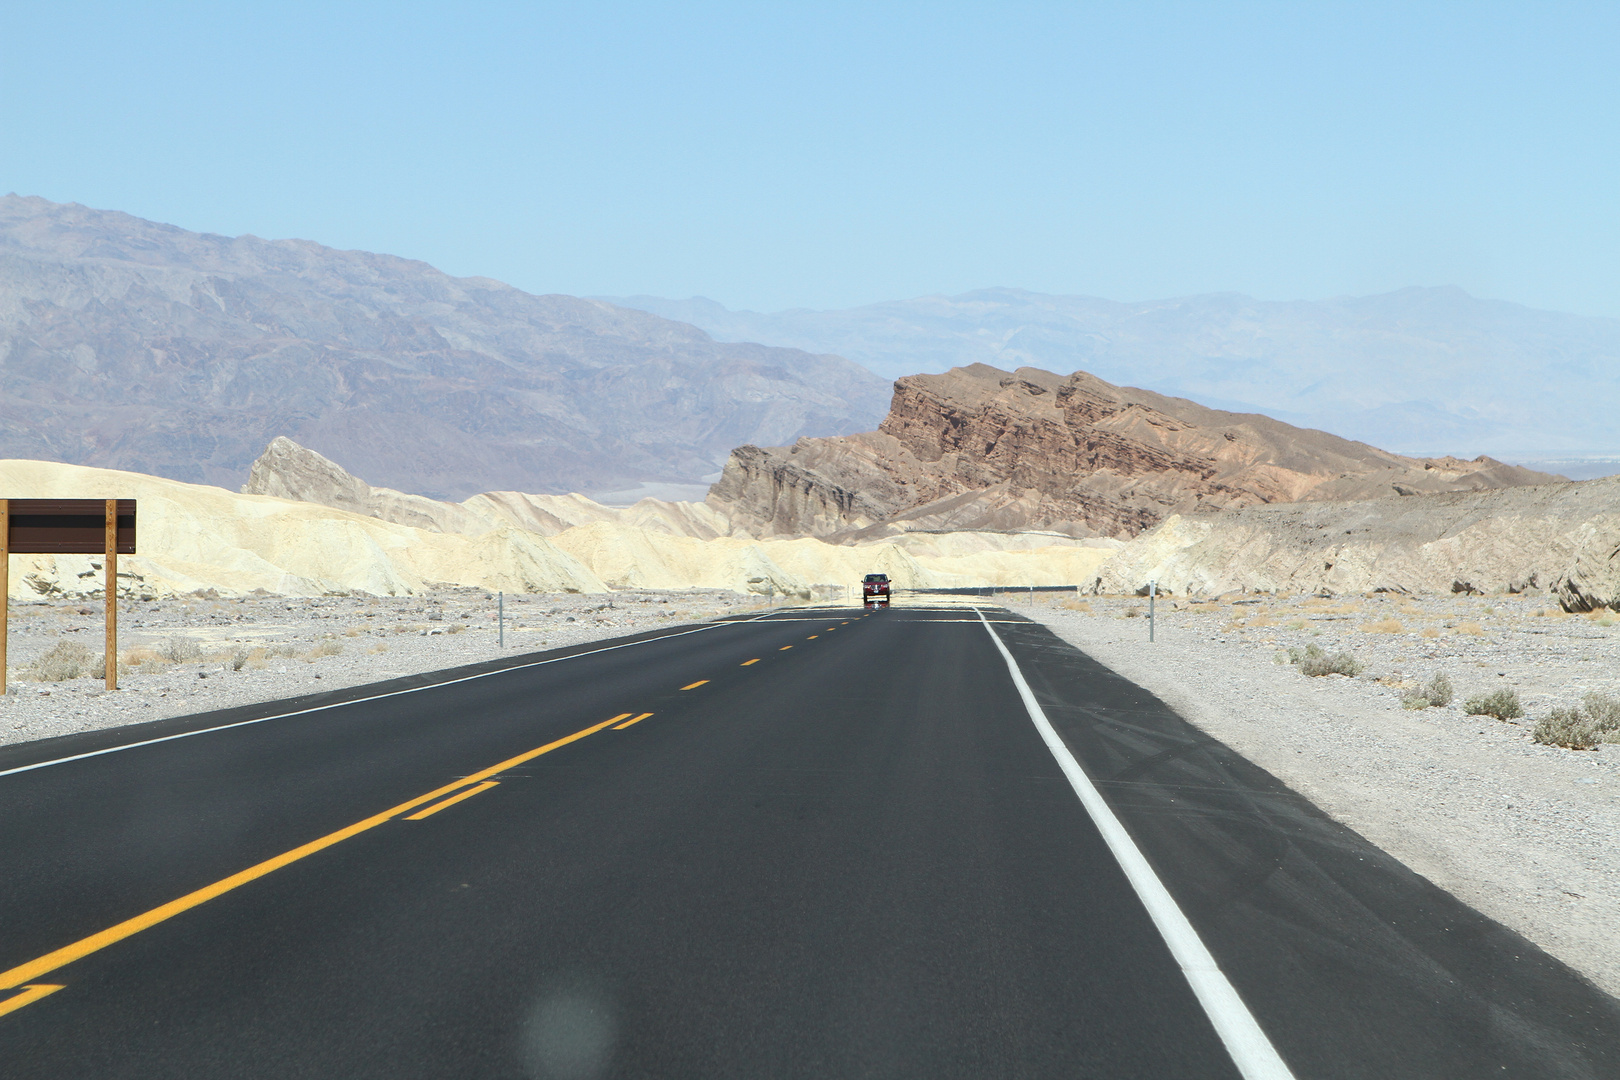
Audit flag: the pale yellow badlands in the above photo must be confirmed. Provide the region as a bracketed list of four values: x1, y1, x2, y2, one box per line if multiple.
[1, 461, 1113, 600]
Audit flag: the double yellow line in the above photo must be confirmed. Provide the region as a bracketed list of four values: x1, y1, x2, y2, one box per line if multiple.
[0, 711, 628, 1014]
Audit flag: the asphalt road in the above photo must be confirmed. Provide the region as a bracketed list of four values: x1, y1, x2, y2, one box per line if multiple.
[0, 603, 1615, 1078]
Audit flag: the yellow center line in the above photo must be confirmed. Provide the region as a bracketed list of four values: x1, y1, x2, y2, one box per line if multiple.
[613, 712, 653, 729]
[0, 984, 63, 1018]
[404, 780, 499, 820]
[779, 645, 793, 651]
[740, 659, 760, 666]
[680, 680, 709, 690]
[807, 635, 818, 639]
[0, 713, 627, 996]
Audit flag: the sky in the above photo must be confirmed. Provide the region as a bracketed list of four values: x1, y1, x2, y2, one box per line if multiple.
[3, 1, 1618, 315]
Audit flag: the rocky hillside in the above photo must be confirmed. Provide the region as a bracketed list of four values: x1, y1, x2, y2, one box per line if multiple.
[243, 436, 733, 539]
[0, 196, 888, 499]
[707, 363, 1560, 540]
[1094, 476, 1620, 612]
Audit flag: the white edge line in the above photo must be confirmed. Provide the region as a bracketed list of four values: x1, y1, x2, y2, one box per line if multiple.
[0, 613, 779, 781]
[974, 607, 1296, 1080]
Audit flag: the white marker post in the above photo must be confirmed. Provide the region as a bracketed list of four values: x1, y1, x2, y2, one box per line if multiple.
[1149, 579, 1157, 643]
[498, 591, 504, 648]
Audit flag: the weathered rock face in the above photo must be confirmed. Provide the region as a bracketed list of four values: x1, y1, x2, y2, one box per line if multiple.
[708, 363, 1561, 540]
[243, 437, 734, 540]
[0, 195, 889, 498]
[1092, 475, 1620, 610]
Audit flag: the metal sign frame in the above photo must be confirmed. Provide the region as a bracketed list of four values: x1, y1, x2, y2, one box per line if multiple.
[1, 499, 138, 693]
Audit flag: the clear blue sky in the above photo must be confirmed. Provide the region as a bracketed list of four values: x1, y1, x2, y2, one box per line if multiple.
[3, 2, 1617, 315]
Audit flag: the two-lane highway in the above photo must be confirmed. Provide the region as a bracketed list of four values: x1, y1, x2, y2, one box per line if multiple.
[0, 604, 1616, 1078]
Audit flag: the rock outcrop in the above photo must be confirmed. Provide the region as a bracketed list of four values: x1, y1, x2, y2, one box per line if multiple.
[1093, 475, 1620, 610]
[708, 363, 1560, 540]
[242, 437, 734, 539]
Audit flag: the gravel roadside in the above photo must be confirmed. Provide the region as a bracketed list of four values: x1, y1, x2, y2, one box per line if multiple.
[1010, 591, 1620, 999]
[0, 588, 764, 749]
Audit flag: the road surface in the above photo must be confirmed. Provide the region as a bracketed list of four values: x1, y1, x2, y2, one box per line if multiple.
[0, 602, 1615, 1078]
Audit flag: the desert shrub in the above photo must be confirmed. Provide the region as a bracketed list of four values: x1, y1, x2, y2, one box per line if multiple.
[1453, 621, 1484, 636]
[306, 640, 344, 659]
[1533, 707, 1601, 750]
[231, 648, 250, 671]
[119, 647, 167, 669]
[1403, 671, 1454, 709]
[1288, 643, 1364, 677]
[159, 636, 203, 663]
[29, 641, 101, 681]
[1581, 691, 1620, 733]
[1061, 599, 1092, 612]
[1464, 687, 1523, 720]
[1361, 618, 1403, 634]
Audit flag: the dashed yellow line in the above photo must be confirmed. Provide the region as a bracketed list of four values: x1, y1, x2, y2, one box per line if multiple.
[680, 680, 709, 690]
[0, 712, 628, 1002]
[404, 780, 499, 820]
[807, 635, 819, 639]
[0, 984, 62, 1018]
[740, 658, 760, 666]
[613, 712, 654, 729]
[779, 645, 793, 651]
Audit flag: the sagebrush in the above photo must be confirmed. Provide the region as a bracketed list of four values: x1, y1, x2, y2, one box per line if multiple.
[28, 641, 102, 682]
[160, 636, 203, 663]
[1533, 692, 1620, 750]
[1464, 688, 1523, 721]
[1403, 671, 1454, 709]
[1288, 643, 1364, 677]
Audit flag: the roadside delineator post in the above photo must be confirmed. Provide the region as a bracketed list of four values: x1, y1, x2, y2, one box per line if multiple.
[1149, 579, 1157, 643]
[499, 591, 505, 648]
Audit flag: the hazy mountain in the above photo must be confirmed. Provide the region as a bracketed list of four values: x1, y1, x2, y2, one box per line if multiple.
[0, 196, 889, 499]
[607, 287, 1620, 467]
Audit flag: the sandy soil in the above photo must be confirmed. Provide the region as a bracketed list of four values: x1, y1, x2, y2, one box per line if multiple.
[1008, 590, 1620, 999]
[0, 588, 762, 748]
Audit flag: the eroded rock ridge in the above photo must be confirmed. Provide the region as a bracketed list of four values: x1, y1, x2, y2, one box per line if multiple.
[708, 363, 1559, 540]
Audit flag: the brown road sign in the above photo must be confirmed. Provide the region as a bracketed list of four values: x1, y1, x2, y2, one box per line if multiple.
[6, 499, 136, 554]
[2, 499, 138, 693]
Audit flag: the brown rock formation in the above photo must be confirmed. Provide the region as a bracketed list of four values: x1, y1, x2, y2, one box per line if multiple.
[708, 363, 1562, 540]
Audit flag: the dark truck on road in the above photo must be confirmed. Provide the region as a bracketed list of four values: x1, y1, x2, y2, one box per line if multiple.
[862, 573, 891, 602]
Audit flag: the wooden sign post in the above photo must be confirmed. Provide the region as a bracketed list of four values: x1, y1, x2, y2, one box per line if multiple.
[1, 499, 137, 693]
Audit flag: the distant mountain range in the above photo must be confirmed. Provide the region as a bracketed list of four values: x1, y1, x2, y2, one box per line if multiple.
[0, 196, 888, 499]
[608, 288, 1620, 473]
